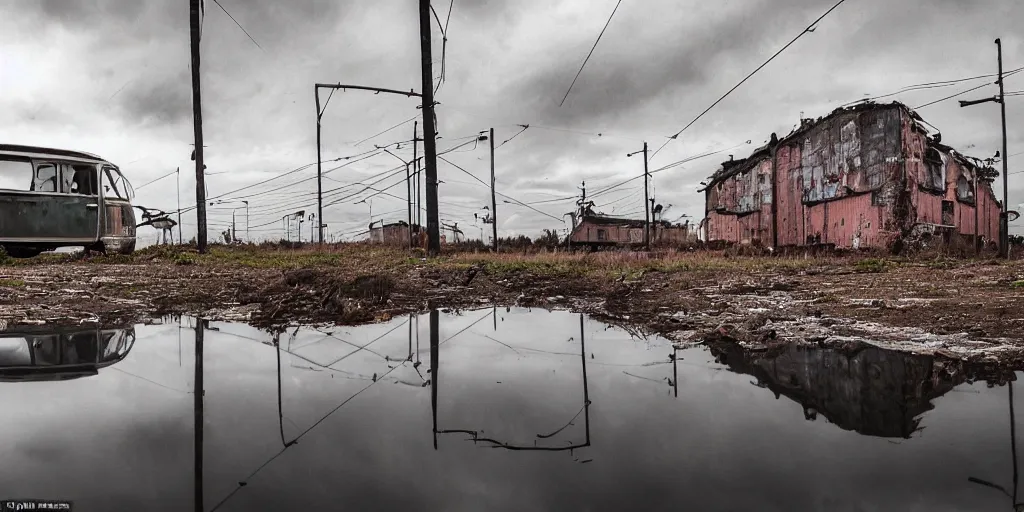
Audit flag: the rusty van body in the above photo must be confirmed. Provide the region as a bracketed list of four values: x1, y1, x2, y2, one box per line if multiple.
[0, 144, 136, 257]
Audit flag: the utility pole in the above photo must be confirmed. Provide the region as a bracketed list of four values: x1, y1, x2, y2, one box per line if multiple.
[419, 0, 441, 254]
[627, 143, 650, 249]
[310, 213, 316, 244]
[490, 127, 498, 251]
[414, 121, 420, 231]
[997, 38, 1010, 259]
[189, 0, 207, 253]
[314, 88, 324, 245]
[959, 38, 1011, 259]
[406, 158, 413, 248]
[176, 167, 182, 245]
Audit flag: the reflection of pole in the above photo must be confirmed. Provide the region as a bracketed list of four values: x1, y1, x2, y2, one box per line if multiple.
[579, 313, 590, 442]
[493, 306, 497, 331]
[1012, 380, 1018, 504]
[408, 314, 413, 361]
[430, 309, 439, 450]
[275, 334, 292, 448]
[193, 317, 204, 512]
[673, 350, 678, 398]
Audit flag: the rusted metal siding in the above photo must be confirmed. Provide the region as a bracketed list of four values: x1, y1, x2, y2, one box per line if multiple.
[801, 107, 901, 203]
[705, 102, 998, 250]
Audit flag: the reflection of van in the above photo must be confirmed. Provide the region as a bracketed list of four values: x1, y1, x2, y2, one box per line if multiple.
[0, 144, 137, 257]
[0, 325, 135, 382]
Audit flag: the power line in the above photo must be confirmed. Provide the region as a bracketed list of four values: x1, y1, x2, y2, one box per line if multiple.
[135, 169, 178, 190]
[651, 0, 849, 161]
[913, 82, 992, 110]
[437, 156, 563, 221]
[843, 66, 1024, 107]
[211, 0, 264, 52]
[354, 114, 420, 146]
[559, 0, 624, 107]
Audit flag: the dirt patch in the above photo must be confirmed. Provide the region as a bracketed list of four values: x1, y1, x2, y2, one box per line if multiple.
[1, 246, 1022, 368]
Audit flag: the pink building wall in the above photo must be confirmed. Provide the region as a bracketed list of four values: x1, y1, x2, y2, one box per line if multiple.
[704, 102, 1002, 250]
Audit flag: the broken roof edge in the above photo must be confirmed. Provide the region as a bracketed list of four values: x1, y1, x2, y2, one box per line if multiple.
[703, 101, 919, 188]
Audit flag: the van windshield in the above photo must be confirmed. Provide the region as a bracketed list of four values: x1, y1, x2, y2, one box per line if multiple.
[103, 167, 133, 200]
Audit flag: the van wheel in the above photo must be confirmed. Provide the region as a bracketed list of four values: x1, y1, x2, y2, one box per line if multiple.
[2, 247, 42, 259]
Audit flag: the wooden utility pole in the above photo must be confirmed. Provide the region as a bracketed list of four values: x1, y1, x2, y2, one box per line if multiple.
[490, 127, 498, 251]
[189, 0, 207, 253]
[406, 159, 413, 248]
[413, 121, 420, 245]
[314, 88, 324, 245]
[959, 38, 1011, 259]
[419, 0, 441, 254]
[975, 168, 980, 255]
[997, 38, 1010, 259]
[643, 142, 650, 249]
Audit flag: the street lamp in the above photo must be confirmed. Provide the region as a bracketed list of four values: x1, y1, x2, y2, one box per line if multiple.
[209, 199, 249, 243]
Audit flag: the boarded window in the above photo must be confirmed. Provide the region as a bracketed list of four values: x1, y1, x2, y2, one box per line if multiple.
[0, 158, 33, 191]
[597, 229, 607, 241]
[33, 163, 58, 192]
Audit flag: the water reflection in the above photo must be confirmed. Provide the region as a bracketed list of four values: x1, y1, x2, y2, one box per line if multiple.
[0, 325, 135, 381]
[431, 310, 592, 457]
[711, 342, 967, 438]
[8, 310, 1024, 511]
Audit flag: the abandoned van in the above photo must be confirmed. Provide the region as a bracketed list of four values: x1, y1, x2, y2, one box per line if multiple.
[0, 144, 136, 257]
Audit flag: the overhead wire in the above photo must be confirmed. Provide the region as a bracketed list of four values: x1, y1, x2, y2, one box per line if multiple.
[650, 0, 849, 161]
[211, 0, 264, 52]
[559, 0, 624, 107]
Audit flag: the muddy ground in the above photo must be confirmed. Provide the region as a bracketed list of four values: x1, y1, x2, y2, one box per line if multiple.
[1, 247, 1023, 369]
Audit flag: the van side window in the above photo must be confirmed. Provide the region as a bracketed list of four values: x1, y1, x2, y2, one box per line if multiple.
[0, 158, 33, 191]
[32, 163, 58, 192]
[62, 164, 99, 195]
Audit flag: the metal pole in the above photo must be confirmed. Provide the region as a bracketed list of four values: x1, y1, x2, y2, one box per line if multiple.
[419, 0, 441, 254]
[414, 121, 420, 238]
[490, 127, 498, 251]
[643, 142, 650, 249]
[996, 38, 1010, 259]
[313, 86, 321, 245]
[177, 167, 182, 245]
[193, 317, 204, 512]
[407, 162, 413, 248]
[189, 0, 207, 253]
[231, 209, 236, 243]
[245, 201, 249, 242]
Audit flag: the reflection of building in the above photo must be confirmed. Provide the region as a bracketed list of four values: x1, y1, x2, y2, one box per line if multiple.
[569, 215, 695, 248]
[702, 102, 1002, 249]
[712, 343, 963, 438]
[0, 326, 135, 381]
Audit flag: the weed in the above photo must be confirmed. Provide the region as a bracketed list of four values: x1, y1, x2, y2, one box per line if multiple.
[1012, 280, 1024, 289]
[854, 258, 887, 273]
[0, 278, 25, 287]
[0, 247, 11, 266]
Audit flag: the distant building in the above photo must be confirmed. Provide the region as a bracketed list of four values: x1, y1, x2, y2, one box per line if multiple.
[702, 102, 1003, 250]
[367, 221, 464, 246]
[368, 221, 419, 246]
[568, 215, 694, 248]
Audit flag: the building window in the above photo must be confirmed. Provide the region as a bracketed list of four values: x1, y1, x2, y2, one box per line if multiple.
[941, 200, 954, 226]
[597, 229, 607, 241]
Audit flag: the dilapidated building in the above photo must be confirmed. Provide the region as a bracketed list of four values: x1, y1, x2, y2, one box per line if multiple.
[702, 102, 1003, 250]
[568, 215, 695, 247]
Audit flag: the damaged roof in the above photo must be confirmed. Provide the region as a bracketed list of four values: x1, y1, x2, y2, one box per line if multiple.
[700, 101, 981, 189]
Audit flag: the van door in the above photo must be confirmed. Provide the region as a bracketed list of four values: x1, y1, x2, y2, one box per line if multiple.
[58, 163, 102, 241]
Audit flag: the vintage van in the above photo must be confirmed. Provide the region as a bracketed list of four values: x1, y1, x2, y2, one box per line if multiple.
[0, 144, 136, 257]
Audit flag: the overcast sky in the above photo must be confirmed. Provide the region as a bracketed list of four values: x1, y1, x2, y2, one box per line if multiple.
[1, 0, 1022, 244]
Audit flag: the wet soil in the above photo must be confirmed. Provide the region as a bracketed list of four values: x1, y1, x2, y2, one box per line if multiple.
[1, 254, 1022, 366]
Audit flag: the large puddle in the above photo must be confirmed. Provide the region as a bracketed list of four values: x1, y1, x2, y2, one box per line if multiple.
[1, 308, 1022, 511]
